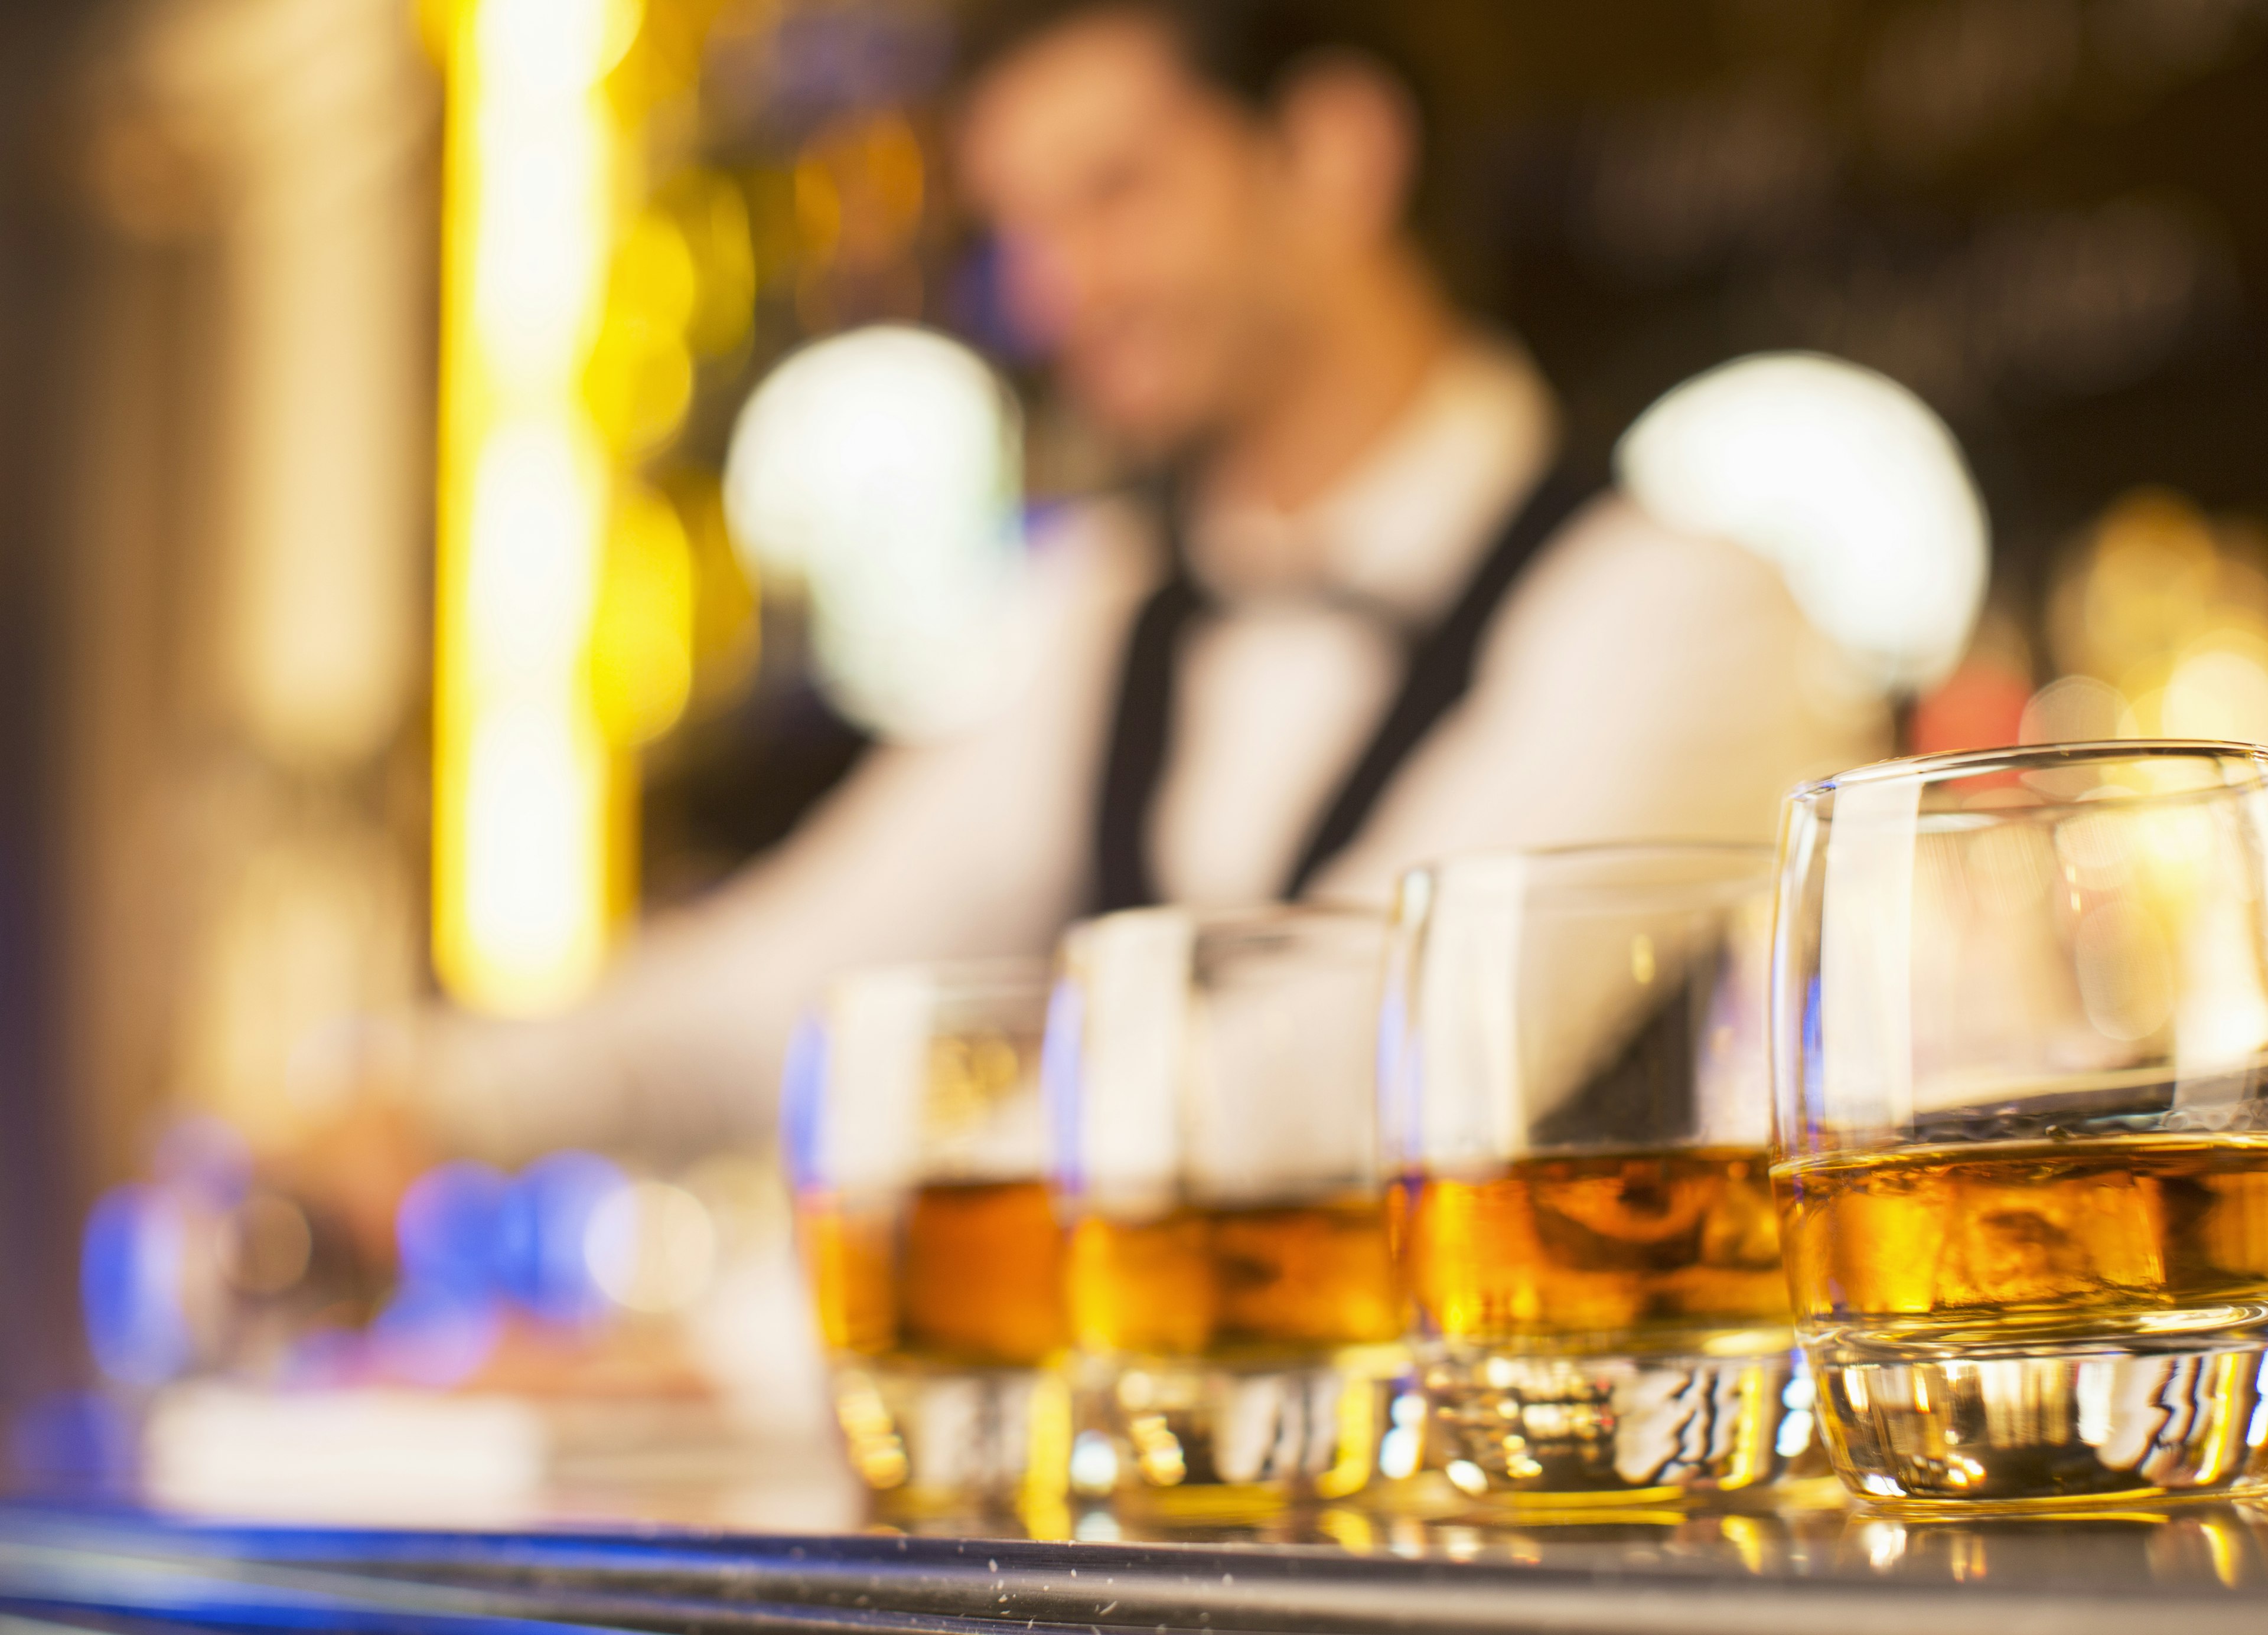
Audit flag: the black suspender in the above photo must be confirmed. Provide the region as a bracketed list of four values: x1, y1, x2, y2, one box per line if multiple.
[1280, 455, 1606, 895]
[1091, 452, 1609, 912]
[1092, 567, 1211, 913]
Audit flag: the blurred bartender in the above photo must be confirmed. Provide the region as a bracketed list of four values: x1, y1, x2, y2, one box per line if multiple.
[413, 0, 1889, 1160]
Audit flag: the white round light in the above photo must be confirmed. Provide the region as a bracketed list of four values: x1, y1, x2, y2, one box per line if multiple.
[584, 1180, 718, 1314]
[1617, 353, 1989, 693]
[723, 325, 1033, 741]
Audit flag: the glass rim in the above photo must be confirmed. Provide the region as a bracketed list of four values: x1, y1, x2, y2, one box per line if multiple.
[1789, 739, 2268, 808]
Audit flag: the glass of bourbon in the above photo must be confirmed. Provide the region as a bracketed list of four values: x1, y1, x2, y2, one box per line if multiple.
[1384, 844, 1809, 1507]
[784, 959, 1069, 1518]
[1047, 905, 1402, 1515]
[1776, 742, 2268, 1511]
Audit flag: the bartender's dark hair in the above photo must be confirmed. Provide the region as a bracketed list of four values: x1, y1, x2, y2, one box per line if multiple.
[952, 0, 1452, 271]
[956, 0, 1425, 116]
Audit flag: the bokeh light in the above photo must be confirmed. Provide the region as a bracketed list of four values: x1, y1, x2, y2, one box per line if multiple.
[461, 425, 605, 687]
[2162, 633, 2268, 743]
[591, 483, 697, 746]
[585, 210, 700, 455]
[369, 1280, 504, 1390]
[493, 1150, 627, 1326]
[778, 1014, 831, 1194]
[2029, 489, 2268, 748]
[377, 1162, 505, 1386]
[1618, 351, 1989, 693]
[584, 1180, 718, 1313]
[457, 702, 611, 1001]
[434, 0, 771, 1014]
[722, 324, 1032, 739]
[2019, 674, 2126, 744]
[81, 1186, 194, 1389]
[433, 0, 636, 1016]
[214, 1194, 314, 1299]
[396, 1160, 511, 1294]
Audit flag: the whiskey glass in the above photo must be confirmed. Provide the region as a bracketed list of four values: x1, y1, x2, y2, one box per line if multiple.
[1775, 742, 2268, 1511]
[783, 959, 1067, 1516]
[1383, 845, 1807, 1506]
[1047, 905, 1402, 1513]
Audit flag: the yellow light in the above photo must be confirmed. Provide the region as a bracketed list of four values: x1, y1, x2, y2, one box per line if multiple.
[592, 485, 696, 746]
[584, 312, 695, 454]
[463, 422, 605, 684]
[471, 110, 607, 384]
[615, 211, 700, 335]
[2162, 631, 2268, 744]
[474, 0, 635, 100]
[676, 174, 757, 357]
[585, 209, 701, 452]
[460, 703, 611, 1005]
[434, 0, 641, 1015]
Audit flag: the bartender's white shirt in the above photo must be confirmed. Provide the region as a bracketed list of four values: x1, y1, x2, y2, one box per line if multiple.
[424, 337, 1889, 1158]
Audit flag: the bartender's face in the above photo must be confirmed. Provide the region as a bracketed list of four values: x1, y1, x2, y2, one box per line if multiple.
[958, 11, 1341, 454]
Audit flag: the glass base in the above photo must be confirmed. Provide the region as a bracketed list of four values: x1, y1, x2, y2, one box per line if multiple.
[1068, 1349, 1403, 1514]
[1811, 1332, 2268, 1512]
[828, 1361, 1068, 1515]
[1420, 1341, 1814, 1503]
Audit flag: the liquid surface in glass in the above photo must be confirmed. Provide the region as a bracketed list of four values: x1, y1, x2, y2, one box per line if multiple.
[1399, 1147, 1788, 1345]
[797, 1179, 1070, 1366]
[1777, 1134, 2268, 1342]
[1069, 1196, 1399, 1357]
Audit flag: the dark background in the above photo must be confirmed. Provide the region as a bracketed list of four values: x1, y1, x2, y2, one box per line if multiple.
[0, 0, 97, 1411]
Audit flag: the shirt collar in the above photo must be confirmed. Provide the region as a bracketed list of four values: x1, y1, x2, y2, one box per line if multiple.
[1182, 334, 1560, 625]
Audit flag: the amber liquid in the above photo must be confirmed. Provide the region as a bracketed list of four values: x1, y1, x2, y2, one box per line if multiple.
[797, 1179, 1070, 1368]
[1778, 1136, 2268, 1507]
[1069, 1197, 1400, 1359]
[1399, 1147, 1788, 1346]
[1400, 1149, 1803, 1498]
[1777, 1135, 2268, 1343]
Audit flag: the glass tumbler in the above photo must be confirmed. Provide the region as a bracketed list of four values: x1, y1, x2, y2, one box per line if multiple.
[1775, 742, 2268, 1511]
[783, 959, 1068, 1517]
[1383, 845, 1809, 1506]
[1048, 905, 1402, 1514]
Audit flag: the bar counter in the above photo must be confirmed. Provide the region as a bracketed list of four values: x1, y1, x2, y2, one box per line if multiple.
[4, 1484, 2266, 1633]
